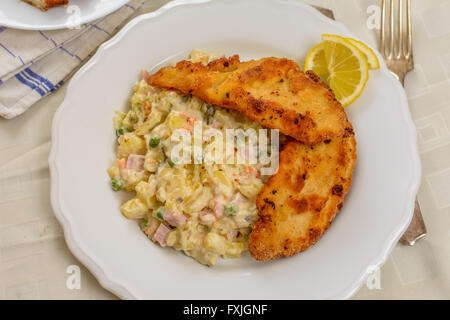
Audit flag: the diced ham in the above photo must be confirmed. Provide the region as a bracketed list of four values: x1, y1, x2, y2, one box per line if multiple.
[199, 209, 216, 226]
[213, 197, 224, 219]
[126, 154, 145, 171]
[163, 210, 187, 227]
[154, 224, 170, 247]
[226, 229, 239, 241]
[232, 192, 246, 204]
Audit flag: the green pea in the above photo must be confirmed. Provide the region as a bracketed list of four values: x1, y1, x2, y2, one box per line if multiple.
[154, 207, 164, 221]
[224, 203, 238, 216]
[111, 178, 124, 191]
[168, 158, 176, 167]
[140, 219, 148, 229]
[116, 126, 129, 137]
[149, 137, 160, 148]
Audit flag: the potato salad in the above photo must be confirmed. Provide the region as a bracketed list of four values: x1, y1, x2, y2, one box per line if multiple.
[108, 51, 268, 266]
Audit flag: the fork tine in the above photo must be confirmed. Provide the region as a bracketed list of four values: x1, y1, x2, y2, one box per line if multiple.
[380, 0, 386, 57]
[388, 0, 394, 58]
[406, 0, 412, 58]
[397, 0, 403, 58]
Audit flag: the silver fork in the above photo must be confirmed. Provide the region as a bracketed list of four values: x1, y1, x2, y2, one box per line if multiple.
[380, 0, 426, 245]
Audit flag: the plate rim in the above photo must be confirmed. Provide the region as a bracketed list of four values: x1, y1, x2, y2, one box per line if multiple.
[0, 0, 131, 31]
[49, 0, 422, 300]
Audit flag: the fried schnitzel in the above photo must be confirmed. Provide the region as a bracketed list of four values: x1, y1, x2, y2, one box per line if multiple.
[148, 55, 347, 146]
[248, 122, 356, 261]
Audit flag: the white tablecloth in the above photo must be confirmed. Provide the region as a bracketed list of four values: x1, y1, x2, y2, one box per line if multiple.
[0, 0, 449, 299]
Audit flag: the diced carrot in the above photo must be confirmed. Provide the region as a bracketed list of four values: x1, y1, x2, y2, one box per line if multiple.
[117, 159, 126, 169]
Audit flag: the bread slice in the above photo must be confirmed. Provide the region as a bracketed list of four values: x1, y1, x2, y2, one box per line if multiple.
[24, 0, 69, 11]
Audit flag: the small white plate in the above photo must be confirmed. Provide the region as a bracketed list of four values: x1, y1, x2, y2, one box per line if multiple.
[49, 0, 421, 299]
[0, 0, 130, 30]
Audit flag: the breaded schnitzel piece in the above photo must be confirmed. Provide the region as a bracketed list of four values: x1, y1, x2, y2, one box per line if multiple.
[23, 0, 68, 11]
[248, 122, 356, 261]
[148, 56, 347, 146]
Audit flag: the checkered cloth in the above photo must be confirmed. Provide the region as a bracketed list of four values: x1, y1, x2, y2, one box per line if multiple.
[0, 0, 144, 119]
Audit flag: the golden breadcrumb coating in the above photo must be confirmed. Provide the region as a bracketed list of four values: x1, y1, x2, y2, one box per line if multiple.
[248, 122, 356, 261]
[148, 55, 347, 146]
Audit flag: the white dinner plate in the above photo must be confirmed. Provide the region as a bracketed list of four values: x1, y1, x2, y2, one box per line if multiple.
[49, 0, 421, 299]
[0, 0, 130, 30]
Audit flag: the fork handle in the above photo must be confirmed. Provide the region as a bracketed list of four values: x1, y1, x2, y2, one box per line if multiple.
[400, 199, 427, 245]
[391, 70, 426, 245]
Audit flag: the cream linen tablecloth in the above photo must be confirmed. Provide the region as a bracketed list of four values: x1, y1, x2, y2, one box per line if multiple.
[1, 0, 449, 299]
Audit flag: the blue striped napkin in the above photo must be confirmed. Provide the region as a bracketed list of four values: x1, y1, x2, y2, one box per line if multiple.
[0, 0, 144, 119]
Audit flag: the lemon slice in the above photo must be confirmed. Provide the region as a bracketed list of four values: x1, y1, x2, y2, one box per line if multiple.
[304, 43, 329, 81]
[345, 38, 380, 69]
[304, 34, 369, 107]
